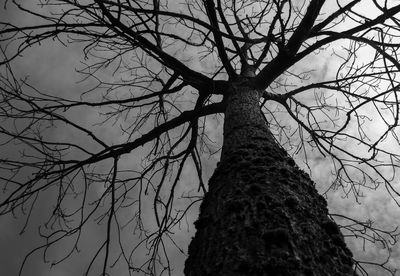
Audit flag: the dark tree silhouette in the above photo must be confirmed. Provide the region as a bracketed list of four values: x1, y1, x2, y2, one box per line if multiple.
[1, 0, 400, 275]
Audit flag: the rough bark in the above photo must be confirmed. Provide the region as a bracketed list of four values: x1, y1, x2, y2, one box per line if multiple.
[185, 83, 355, 276]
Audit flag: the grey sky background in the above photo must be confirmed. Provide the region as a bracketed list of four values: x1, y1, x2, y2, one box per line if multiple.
[1, 1, 400, 276]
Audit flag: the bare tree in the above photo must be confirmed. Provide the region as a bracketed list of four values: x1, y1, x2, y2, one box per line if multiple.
[1, 0, 400, 275]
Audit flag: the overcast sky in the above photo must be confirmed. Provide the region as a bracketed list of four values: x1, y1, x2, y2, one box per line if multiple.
[1, 1, 400, 276]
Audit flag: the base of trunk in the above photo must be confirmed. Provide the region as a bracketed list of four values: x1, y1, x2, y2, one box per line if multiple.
[185, 153, 354, 275]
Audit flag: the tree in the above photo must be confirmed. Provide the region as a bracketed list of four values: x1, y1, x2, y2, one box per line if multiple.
[1, 0, 400, 275]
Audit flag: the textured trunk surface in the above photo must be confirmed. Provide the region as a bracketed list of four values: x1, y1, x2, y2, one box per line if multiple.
[184, 84, 355, 276]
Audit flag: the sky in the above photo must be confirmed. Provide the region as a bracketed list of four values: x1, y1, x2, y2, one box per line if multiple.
[1, 1, 400, 276]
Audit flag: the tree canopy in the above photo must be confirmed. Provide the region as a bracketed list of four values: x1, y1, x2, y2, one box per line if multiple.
[1, 0, 400, 275]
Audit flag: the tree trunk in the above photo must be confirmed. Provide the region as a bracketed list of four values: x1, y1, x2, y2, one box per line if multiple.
[185, 83, 355, 276]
